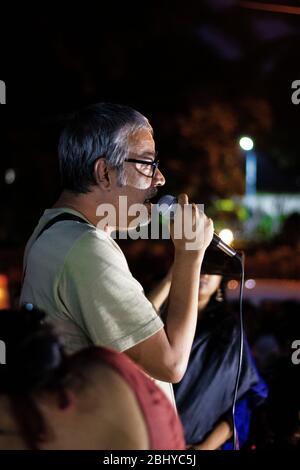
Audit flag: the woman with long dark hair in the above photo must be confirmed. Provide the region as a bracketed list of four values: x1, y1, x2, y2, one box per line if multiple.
[173, 274, 268, 450]
[149, 272, 268, 450]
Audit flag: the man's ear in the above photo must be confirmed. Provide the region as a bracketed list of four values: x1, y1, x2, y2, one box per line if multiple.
[94, 158, 111, 190]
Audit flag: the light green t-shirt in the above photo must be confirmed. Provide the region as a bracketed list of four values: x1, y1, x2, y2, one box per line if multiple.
[20, 208, 175, 405]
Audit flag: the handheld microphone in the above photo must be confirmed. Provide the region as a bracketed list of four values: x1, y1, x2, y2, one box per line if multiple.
[156, 194, 240, 259]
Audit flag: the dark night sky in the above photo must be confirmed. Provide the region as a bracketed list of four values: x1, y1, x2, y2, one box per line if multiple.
[1, 1, 300, 247]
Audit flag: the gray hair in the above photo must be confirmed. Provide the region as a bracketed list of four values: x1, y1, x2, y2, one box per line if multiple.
[58, 102, 153, 193]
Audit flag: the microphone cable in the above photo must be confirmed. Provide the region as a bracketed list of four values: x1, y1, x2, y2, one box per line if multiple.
[231, 252, 245, 450]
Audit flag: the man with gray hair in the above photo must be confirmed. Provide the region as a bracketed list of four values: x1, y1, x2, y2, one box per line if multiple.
[20, 103, 214, 405]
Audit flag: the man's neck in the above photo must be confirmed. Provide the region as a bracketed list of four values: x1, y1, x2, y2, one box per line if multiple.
[53, 190, 111, 234]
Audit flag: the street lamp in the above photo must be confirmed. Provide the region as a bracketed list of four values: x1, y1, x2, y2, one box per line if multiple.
[239, 136, 256, 196]
[239, 136, 254, 151]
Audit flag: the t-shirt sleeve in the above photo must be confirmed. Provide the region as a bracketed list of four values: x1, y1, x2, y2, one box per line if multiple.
[57, 230, 164, 352]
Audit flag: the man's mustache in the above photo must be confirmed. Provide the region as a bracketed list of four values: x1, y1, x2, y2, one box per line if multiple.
[145, 188, 158, 200]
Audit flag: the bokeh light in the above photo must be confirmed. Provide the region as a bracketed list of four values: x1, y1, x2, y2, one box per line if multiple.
[239, 136, 254, 151]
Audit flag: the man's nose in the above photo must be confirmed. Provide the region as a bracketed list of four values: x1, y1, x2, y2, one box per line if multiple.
[152, 168, 166, 187]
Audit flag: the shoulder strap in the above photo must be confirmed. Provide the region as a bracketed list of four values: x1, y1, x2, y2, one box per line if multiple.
[35, 213, 89, 241]
[22, 213, 90, 283]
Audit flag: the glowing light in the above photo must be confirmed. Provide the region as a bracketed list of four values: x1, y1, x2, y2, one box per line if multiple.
[219, 228, 234, 245]
[25, 303, 34, 311]
[228, 280, 239, 290]
[5, 168, 16, 184]
[0, 274, 10, 309]
[239, 136, 254, 151]
[245, 279, 256, 289]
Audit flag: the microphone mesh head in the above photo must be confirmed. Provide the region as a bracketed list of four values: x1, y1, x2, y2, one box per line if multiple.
[157, 195, 177, 217]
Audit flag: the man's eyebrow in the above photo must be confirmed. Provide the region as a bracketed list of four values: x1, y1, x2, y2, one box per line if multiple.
[139, 151, 157, 160]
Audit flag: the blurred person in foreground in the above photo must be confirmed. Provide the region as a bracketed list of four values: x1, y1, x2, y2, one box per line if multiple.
[149, 273, 268, 449]
[20, 103, 214, 405]
[0, 307, 185, 450]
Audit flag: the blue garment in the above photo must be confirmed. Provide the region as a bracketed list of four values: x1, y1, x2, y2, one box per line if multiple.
[174, 317, 268, 448]
[222, 372, 268, 449]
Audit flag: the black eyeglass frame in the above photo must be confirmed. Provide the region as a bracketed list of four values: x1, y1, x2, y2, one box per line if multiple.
[124, 157, 160, 178]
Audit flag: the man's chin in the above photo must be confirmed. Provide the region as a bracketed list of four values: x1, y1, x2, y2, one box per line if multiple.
[117, 214, 151, 232]
[144, 200, 153, 214]
[131, 201, 152, 228]
[128, 214, 151, 230]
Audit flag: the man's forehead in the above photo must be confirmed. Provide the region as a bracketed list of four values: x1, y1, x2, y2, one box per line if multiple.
[128, 128, 155, 153]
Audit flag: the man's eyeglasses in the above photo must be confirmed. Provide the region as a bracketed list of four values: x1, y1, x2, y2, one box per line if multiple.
[124, 157, 160, 178]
